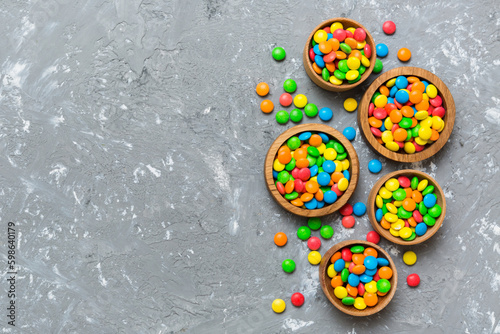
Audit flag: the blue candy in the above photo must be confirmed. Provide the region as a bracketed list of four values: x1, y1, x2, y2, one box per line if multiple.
[313, 44, 324, 56]
[322, 160, 335, 173]
[273, 170, 279, 179]
[353, 202, 366, 216]
[317, 172, 331, 186]
[375, 208, 383, 222]
[309, 165, 319, 177]
[368, 159, 382, 173]
[415, 222, 428, 236]
[423, 194, 437, 208]
[323, 190, 338, 204]
[389, 86, 398, 97]
[395, 75, 408, 89]
[304, 198, 318, 210]
[315, 55, 325, 68]
[343, 127, 356, 141]
[376, 43, 389, 57]
[343, 170, 350, 181]
[348, 273, 360, 287]
[334, 259, 346, 272]
[298, 132, 311, 141]
[377, 258, 389, 267]
[364, 268, 377, 276]
[395, 89, 409, 104]
[360, 274, 373, 283]
[319, 107, 333, 121]
[364, 256, 378, 270]
[319, 133, 330, 143]
[316, 200, 325, 209]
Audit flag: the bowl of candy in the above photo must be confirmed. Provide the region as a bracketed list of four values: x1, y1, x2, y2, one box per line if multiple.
[303, 18, 377, 92]
[357, 67, 456, 162]
[319, 240, 397, 316]
[367, 169, 446, 245]
[264, 124, 359, 217]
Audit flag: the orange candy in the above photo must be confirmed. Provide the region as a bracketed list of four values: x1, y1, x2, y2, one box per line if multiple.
[329, 38, 340, 51]
[364, 293, 378, 307]
[369, 117, 383, 128]
[305, 180, 319, 194]
[331, 251, 342, 263]
[415, 99, 429, 111]
[318, 41, 333, 54]
[397, 47, 411, 62]
[363, 247, 378, 258]
[294, 148, 307, 160]
[408, 217, 417, 227]
[402, 198, 416, 211]
[260, 99, 274, 113]
[274, 232, 287, 246]
[404, 187, 413, 198]
[296, 158, 309, 169]
[412, 190, 423, 203]
[277, 146, 292, 164]
[390, 109, 403, 123]
[315, 189, 324, 201]
[379, 85, 390, 96]
[346, 284, 358, 297]
[393, 128, 408, 142]
[401, 106, 414, 118]
[430, 129, 440, 141]
[350, 50, 362, 60]
[285, 180, 295, 194]
[256, 82, 269, 96]
[335, 50, 347, 59]
[325, 62, 336, 72]
[309, 134, 323, 147]
[352, 264, 366, 275]
[409, 90, 423, 104]
[378, 266, 393, 279]
[290, 198, 304, 207]
[312, 62, 322, 74]
[412, 81, 426, 93]
[344, 37, 358, 49]
[331, 172, 344, 183]
[407, 76, 420, 84]
[380, 217, 391, 229]
[300, 193, 314, 202]
[331, 275, 343, 288]
[352, 254, 365, 265]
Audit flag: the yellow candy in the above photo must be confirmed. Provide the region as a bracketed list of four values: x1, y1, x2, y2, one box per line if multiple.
[329, 76, 343, 85]
[314, 29, 328, 43]
[308, 251, 322, 265]
[341, 159, 350, 170]
[384, 212, 398, 223]
[381, 131, 394, 143]
[346, 27, 356, 34]
[361, 55, 370, 67]
[365, 281, 377, 293]
[426, 84, 438, 98]
[418, 127, 432, 140]
[420, 117, 433, 128]
[393, 200, 403, 207]
[330, 22, 343, 31]
[400, 227, 412, 239]
[293, 94, 308, 108]
[344, 98, 358, 112]
[354, 297, 367, 310]
[386, 203, 398, 214]
[403, 251, 417, 265]
[438, 121, 445, 132]
[273, 159, 285, 172]
[345, 70, 359, 81]
[379, 187, 393, 199]
[389, 228, 400, 237]
[415, 137, 428, 146]
[432, 116, 444, 131]
[357, 40, 366, 49]
[347, 57, 361, 70]
[391, 220, 404, 230]
[417, 179, 428, 192]
[386, 78, 397, 87]
[374, 95, 388, 108]
[415, 110, 429, 120]
[385, 141, 399, 152]
[327, 264, 337, 278]
[384, 117, 394, 130]
[334, 160, 342, 172]
[272, 299, 286, 313]
[404, 142, 416, 154]
[345, 261, 351, 268]
[338, 178, 349, 191]
[385, 178, 400, 192]
[376, 195, 383, 209]
[310, 176, 318, 183]
[317, 143, 326, 155]
[334, 286, 348, 299]
[323, 148, 337, 160]
[422, 93, 429, 101]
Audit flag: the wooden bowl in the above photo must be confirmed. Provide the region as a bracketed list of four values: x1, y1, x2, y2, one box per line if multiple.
[357, 67, 456, 162]
[264, 124, 359, 217]
[319, 240, 398, 316]
[303, 18, 377, 92]
[367, 169, 446, 245]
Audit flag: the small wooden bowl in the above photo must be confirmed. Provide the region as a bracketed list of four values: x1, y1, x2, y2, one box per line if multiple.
[264, 124, 359, 217]
[357, 67, 456, 162]
[319, 240, 398, 316]
[303, 18, 377, 92]
[367, 169, 446, 245]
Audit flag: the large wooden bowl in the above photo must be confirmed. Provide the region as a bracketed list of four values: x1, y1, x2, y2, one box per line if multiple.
[319, 240, 398, 316]
[357, 67, 456, 162]
[367, 169, 446, 245]
[303, 18, 377, 92]
[264, 124, 359, 217]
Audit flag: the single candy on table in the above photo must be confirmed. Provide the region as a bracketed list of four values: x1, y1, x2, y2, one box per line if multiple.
[297, 226, 312, 240]
[376, 43, 389, 58]
[407, 273, 420, 287]
[308, 217, 322, 230]
[279, 93, 293, 107]
[397, 47, 411, 62]
[282, 259, 296, 273]
[382, 21, 396, 35]
[291, 292, 305, 307]
[403, 251, 417, 265]
[366, 231, 381, 244]
[319, 107, 333, 121]
[342, 215, 355, 228]
[256, 82, 270, 96]
[344, 98, 358, 112]
[320, 225, 334, 239]
[307, 236, 322, 250]
[274, 232, 288, 246]
[290, 108, 303, 123]
[275, 110, 289, 124]
[308, 251, 322, 265]
[261, 99, 274, 113]
[283, 79, 297, 93]
[343, 127, 356, 141]
[339, 203, 353, 216]
[272, 47, 286, 61]
[373, 59, 383, 73]
[304, 103, 319, 117]
[272, 298, 286, 313]
[353, 202, 367, 216]
[368, 159, 382, 173]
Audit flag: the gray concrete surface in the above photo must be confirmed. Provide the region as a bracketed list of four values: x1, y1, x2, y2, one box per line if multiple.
[0, 0, 499, 333]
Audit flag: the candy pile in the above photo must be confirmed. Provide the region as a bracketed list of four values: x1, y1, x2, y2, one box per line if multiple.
[375, 175, 442, 241]
[273, 132, 351, 210]
[328, 244, 393, 310]
[368, 75, 446, 154]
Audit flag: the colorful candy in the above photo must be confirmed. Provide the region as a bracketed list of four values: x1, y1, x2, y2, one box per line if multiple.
[308, 251, 322, 265]
[403, 251, 417, 265]
[368, 75, 446, 154]
[279, 93, 293, 107]
[366, 231, 381, 244]
[376, 43, 389, 57]
[272, 298, 286, 313]
[382, 21, 396, 35]
[291, 292, 305, 307]
[261, 99, 274, 113]
[274, 232, 288, 247]
[407, 273, 420, 287]
[374, 175, 442, 241]
[328, 245, 393, 309]
[256, 82, 269, 96]
[320, 225, 334, 239]
[307, 236, 321, 250]
[282, 259, 296, 273]
[275, 110, 290, 124]
[283, 79, 297, 93]
[343, 127, 356, 141]
[297, 226, 312, 240]
[344, 98, 358, 112]
[272, 131, 352, 210]
[290, 108, 303, 123]
[397, 48, 411, 62]
[318, 107, 333, 121]
[308, 217, 322, 230]
[272, 47, 286, 61]
[353, 202, 367, 216]
[309, 22, 372, 86]
[368, 159, 382, 173]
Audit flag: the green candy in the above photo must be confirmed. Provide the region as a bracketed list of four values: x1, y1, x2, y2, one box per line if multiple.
[290, 108, 303, 123]
[422, 185, 435, 196]
[320, 225, 334, 239]
[322, 67, 330, 82]
[297, 226, 311, 240]
[307, 155, 316, 166]
[308, 217, 322, 230]
[276, 110, 289, 124]
[272, 47, 286, 61]
[282, 259, 296, 273]
[315, 156, 325, 167]
[383, 198, 392, 203]
[284, 191, 298, 200]
[423, 214, 436, 226]
[339, 43, 351, 54]
[326, 139, 338, 149]
[371, 92, 381, 103]
[311, 40, 317, 47]
[338, 59, 349, 73]
[376, 279, 391, 293]
[350, 245, 365, 253]
[307, 146, 320, 157]
[341, 268, 349, 282]
[393, 188, 407, 201]
[428, 204, 442, 218]
[333, 142, 345, 154]
[373, 59, 383, 73]
[382, 204, 388, 215]
[412, 124, 421, 137]
[287, 136, 301, 150]
[399, 117, 413, 129]
[285, 158, 296, 171]
[398, 206, 412, 219]
[358, 65, 366, 75]
[342, 296, 356, 306]
[277, 171, 290, 184]
[336, 152, 347, 160]
[334, 70, 346, 80]
[283, 79, 297, 93]
[406, 130, 413, 141]
[347, 74, 362, 84]
[411, 177, 419, 190]
[419, 201, 428, 215]
[304, 103, 319, 117]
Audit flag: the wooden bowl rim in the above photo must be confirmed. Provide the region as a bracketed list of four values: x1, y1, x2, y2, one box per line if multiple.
[319, 240, 398, 316]
[367, 169, 446, 245]
[357, 66, 456, 162]
[264, 124, 359, 217]
[303, 17, 377, 92]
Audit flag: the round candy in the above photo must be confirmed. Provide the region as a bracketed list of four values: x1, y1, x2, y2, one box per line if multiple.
[294, 94, 308, 108]
[304, 103, 319, 117]
[297, 226, 312, 240]
[261, 100, 274, 113]
[397, 47, 411, 62]
[279, 93, 293, 107]
[291, 292, 304, 307]
[366, 231, 381, 244]
[290, 108, 303, 123]
[373, 59, 383, 73]
[339, 203, 353, 216]
[308, 217, 322, 230]
[320, 225, 334, 239]
[307, 236, 321, 251]
[368, 159, 382, 173]
[282, 259, 296, 273]
[272, 298, 286, 313]
[376, 43, 389, 57]
[403, 251, 417, 265]
[352, 202, 366, 216]
[256, 82, 269, 96]
[382, 21, 396, 35]
[274, 232, 287, 247]
[319, 107, 333, 121]
[342, 215, 355, 228]
[308, 251, 322, 265]
[343, 127, 356, 141]
[272, 47, 286, 61]
[407, 273, 420, 287]
[283, 79, 297, 93]
[276, 110, 289, 124]
[344, 98, 358, 112]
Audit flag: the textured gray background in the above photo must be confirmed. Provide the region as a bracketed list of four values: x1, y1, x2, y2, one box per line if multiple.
[0, 0, 499, 333]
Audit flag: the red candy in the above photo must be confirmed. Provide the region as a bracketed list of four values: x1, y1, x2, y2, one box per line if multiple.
[309, 48, 316, 62]
[382, 21, 396, 35]
[358, 282, 365, 295]
[277, 182, 285, 195]
[407, 273, 420, 287]
[279, 93, 293, 107]
[297, 168, 311, 181]
[341, 248, 353, 262]
[398, 176, 411, 188]
[339, 203, 353, 216]
[353, 28, 366, 42]
[291, 292, 305, 307]
[364, 44, 372, 58]
[332, 29, 346, 42]
[342, 215, 355, 228]
[366, 231, 381, 244]
[307, 236, 321, 251]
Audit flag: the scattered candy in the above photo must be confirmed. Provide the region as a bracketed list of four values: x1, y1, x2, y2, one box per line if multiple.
[368, 159, 382, 173]
[374, 175, 442, 241]
[308, 250, 322, 265]
[272, 131, 352, 210]
[343, 127, 356, 141]
[344, 98, 358, 112]
[272, 298, 286, 313]
[382, 21, 396, 35]
[353, 202, 367, 216]
[291, 292, 305, 307]
[319, 107, 333, 121]
[328, 244, 393, 309]
[320, 225, 334, 239]
[342, 215, 355, 228]
[304, 103, 319, 117]
[403, 251, 417, 265]
[274, 232, 288, 247]
[282, 259, 296, 273]
[283, 79, 297, 93]
[373, 59, 383, 73]
[308, 217, 322, 230]
[407, 273, 420, 287]
[279, 93, 293, 107]
[397, 47, 411, 62]
[366, 231, 381, 244]
[307, 236, 322, 251]
[339, 203, 353, 216]
[297, 226, 312, 240]
[276, 110, 290, 124]
[367, 75, 446, 154]
[376, 43, 389, 58]
[294, 94, 308, 108]
[256, 82, 269, 96]
[272, 47, 286, 61]
[290, 108, 303, 123]
[261, 99, 274, 113]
